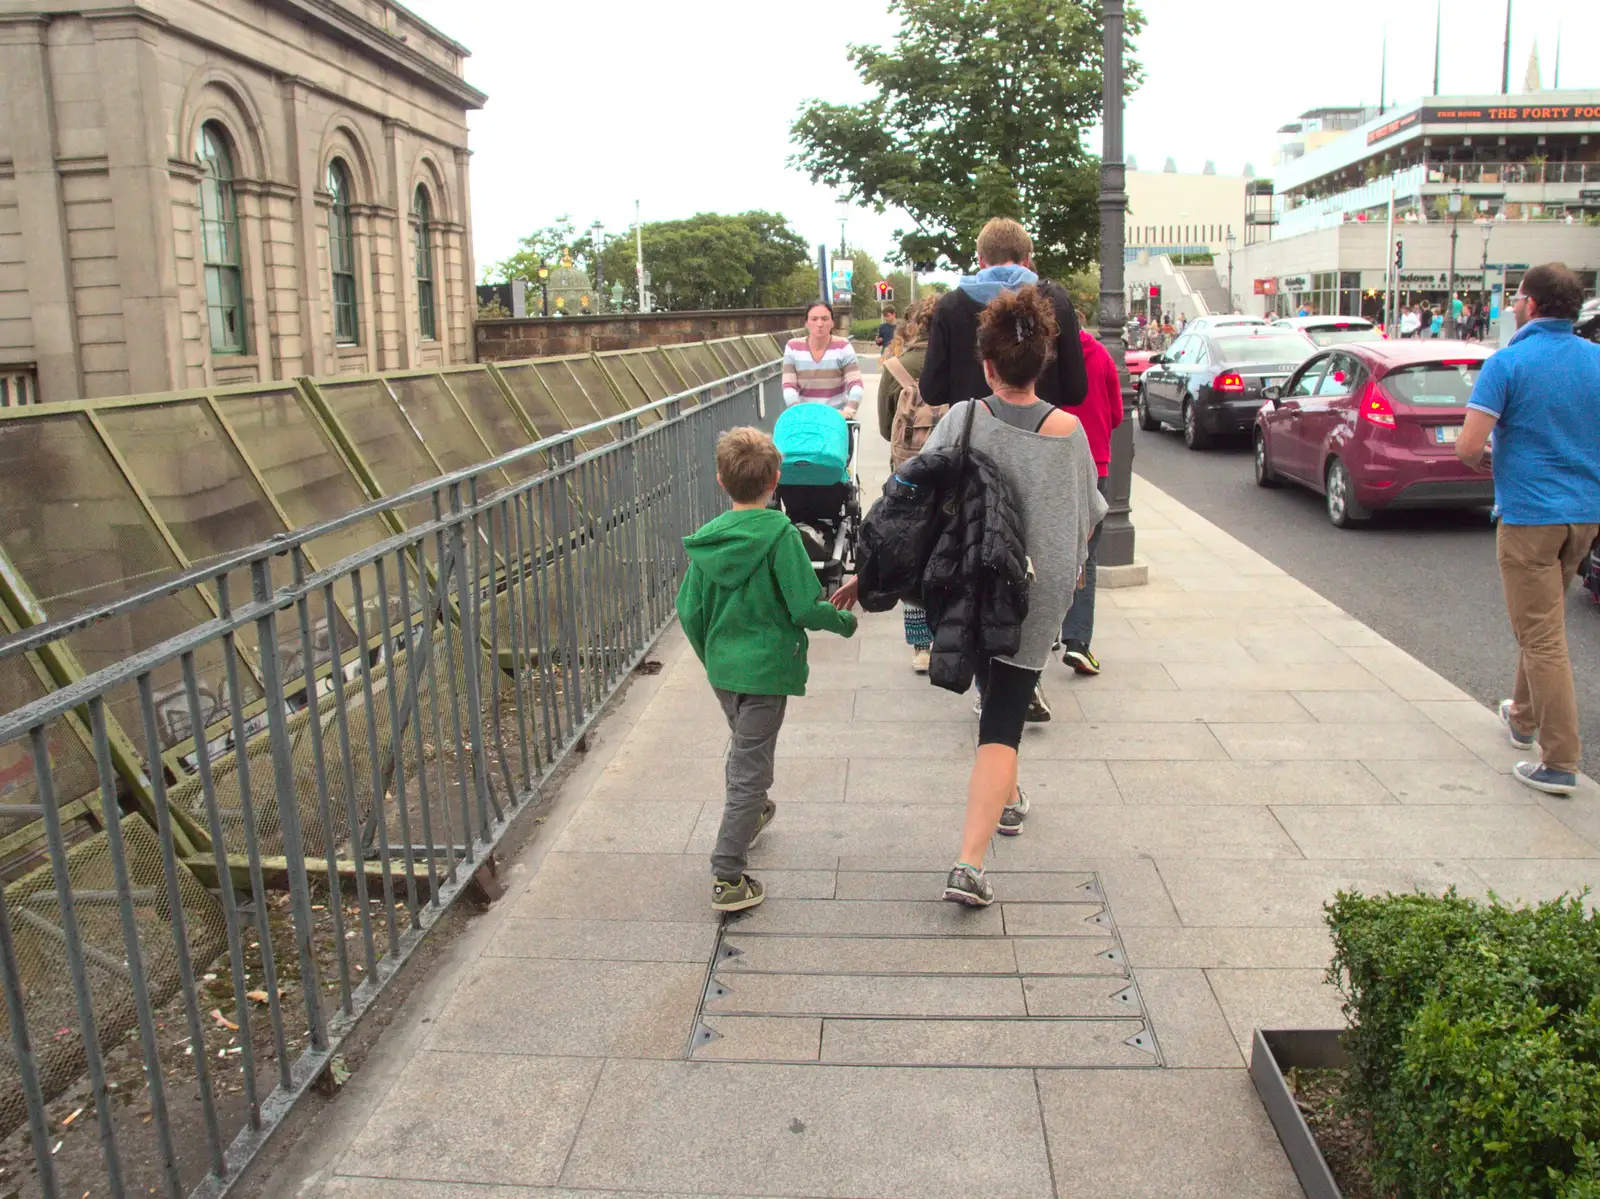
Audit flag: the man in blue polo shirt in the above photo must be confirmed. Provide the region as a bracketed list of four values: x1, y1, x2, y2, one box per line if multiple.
[1458, 263, 1600, 794]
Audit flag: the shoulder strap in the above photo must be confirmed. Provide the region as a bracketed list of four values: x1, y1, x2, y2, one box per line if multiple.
[881, 354, 918, 394]
[1032, 403, 1054, 433]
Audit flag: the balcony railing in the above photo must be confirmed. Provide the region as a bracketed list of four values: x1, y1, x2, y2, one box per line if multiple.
[1422, 161, 1600, 186]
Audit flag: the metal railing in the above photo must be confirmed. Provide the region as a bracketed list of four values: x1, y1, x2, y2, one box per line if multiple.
[0, 360, 779, 1198]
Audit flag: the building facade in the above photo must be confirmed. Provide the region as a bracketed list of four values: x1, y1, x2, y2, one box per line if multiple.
[1124, 168, 1248, 261]
[0, 0, 485, 406]
[1231, 92, 1600, 321]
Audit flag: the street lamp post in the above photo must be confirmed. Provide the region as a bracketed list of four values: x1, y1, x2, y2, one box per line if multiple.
[836, 198, 850, 258]
[1225, 230, 1236, 312]
[1479, 219, 1492, 329]
[537, 262, 550, 317]
[1444, 188, 1462, 336]
[590, 219, 605, 306]
[1097, 0, 1138, 576]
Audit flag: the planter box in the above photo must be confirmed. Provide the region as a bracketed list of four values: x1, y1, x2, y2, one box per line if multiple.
[1249, 1029, 1349, 1199]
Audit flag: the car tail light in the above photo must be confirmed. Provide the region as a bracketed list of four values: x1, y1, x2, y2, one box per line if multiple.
[1215, 371, 1245, 393]
[1361, 384, 1396, 428]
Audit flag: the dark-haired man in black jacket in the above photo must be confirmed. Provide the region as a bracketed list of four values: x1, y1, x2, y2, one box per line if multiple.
[920, 217, 1090, 415]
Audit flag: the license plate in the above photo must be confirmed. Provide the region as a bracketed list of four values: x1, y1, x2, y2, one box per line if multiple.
[1434, 426, 1461, 444]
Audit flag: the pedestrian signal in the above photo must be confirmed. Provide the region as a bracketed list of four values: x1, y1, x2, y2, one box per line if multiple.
[1148, 284, 1161, 301]
[1395, 240, 1404, 270]
[877, 281, 894, 301]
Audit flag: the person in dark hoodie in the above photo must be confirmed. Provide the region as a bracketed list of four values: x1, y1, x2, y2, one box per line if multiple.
[920, 216, 1090, 723]
[676, 427, 858, 912]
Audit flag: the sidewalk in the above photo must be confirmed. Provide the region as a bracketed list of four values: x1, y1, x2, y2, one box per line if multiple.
[294, 369, 1600, 1199]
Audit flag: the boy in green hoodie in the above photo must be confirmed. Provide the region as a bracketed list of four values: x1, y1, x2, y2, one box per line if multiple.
[676, 427, 857, 911]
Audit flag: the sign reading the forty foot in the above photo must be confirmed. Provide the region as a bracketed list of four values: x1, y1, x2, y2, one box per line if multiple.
[1424, 104, 1600, 124]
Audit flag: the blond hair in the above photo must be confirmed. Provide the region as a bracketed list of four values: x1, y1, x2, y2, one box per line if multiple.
[976, 217, 1032, 266]
[715, 427, 782, 503]
[886, 295, 936, 359]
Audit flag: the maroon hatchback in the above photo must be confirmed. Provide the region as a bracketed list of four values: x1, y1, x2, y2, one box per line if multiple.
[1253, 340, 1494, 527]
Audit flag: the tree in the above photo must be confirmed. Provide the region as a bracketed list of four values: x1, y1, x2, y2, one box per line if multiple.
[485, 215, 606, 285]
[595, 211, 811, 311]
[789, 0, 1144, 279]
[842, 248, 883, 321]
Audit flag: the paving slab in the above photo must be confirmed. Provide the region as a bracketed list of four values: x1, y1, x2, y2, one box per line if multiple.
[1134, 968, 1247, 1067]
[1109, 759, 1390, 806]
[1207, 967, 1350, 1057]
[1120, 925, 1335, 970]
[1362, 756, 1538, 804]
[559, 1060, 1055, 1198]
[1210, 720, 1475, 761]
[1165, 659, 1387, 691]
[1054, 659, 1179, 690]
[1292, 688, 1433, 723]
[999, 803, 1302, 860]
[776, 719, 976, 759]
[487, 918, 716, 963]
[1001, 902, 1117, 936]
[337, 1052, 601, 1185]
[707, 971, 1028, 1017]
[1155, 858, 1486, 926]
[731, 897, 1004, 936]
[510, 853, 834, 922]
[550, 799, 701, 854]
[1075, 688, 1310, 724]
[1037, 1068, 1306, 1198]
[1018, 720, 1228, 760]
[820, 1017, 1154, 1067]
[1275, 803, 1599, 859]
[720, 934, 1019, 975]
[426, 957, 704, 1058]
[691, 1016, 822, 1062]
[1022, 975, 1144, 1018]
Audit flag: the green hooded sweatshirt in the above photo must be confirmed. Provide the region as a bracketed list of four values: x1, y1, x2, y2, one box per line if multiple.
[676, 507, 856, 697]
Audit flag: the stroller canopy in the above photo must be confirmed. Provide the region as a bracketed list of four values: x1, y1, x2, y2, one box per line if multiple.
[774, 403, 850, 486]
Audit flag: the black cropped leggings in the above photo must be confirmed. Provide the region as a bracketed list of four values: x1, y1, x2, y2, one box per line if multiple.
[974, 658, 1041, 750]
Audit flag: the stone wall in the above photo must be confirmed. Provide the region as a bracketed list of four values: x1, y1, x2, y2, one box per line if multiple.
[476, 308, 809, 362]
[0, 0, 484, 404]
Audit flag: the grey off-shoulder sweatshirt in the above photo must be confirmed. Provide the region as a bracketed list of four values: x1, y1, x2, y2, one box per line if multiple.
[920, 398, 1109, 670]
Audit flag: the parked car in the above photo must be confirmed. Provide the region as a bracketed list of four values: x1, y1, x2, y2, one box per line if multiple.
[1137, 326, 1316, 450]
[1125, 349, 1156, 381]
[1182, 314, 1268, 335]
[1253, 340, 1495, 528]
[1578, 298, 1600, 344]
[1271, 315, 1383, 347]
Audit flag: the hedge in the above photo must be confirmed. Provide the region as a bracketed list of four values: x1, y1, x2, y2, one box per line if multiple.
[1326, 890, 1600, 1199]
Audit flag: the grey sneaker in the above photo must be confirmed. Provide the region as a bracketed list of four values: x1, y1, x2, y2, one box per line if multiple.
[943, 862, 994, 907]
[1025, 683, 1052, 723]
[997, 786, 1030, 836]
[1513, 761, 1577, 796]
[748, 800, 777, 848]
[712, 874, 765, 912]
[1498, 700, 1535, 751]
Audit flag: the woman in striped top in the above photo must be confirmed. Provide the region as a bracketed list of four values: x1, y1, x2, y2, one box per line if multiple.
[782, 302, 864, 417]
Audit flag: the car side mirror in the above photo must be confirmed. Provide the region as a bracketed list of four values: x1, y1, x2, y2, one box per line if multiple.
[1263, 385, 1283, 404]
[1150, 353, 1167, 365]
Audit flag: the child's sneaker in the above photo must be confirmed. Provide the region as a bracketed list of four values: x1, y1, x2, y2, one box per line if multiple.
[712, 874, 765, 912]
[997, 786, 1030, 836]
[748, 800, 777, 848]
[943, 862, 994, 907]
[1497, 700, 1535, 750]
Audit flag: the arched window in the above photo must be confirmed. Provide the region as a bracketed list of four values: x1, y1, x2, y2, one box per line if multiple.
[413, 185, 436, 341]
[327, 158, 359, 344]
[197, 122, 246, 354]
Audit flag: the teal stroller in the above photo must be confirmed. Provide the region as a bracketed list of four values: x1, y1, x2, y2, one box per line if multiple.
[771, 403, 861, 592]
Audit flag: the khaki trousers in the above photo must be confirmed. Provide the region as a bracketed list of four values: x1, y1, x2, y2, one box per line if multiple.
[1497, 522, 1598, 772]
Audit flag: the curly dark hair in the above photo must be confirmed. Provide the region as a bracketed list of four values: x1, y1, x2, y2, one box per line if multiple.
[976, 285, 1058, 387]
[1519, 263, 1584, 322]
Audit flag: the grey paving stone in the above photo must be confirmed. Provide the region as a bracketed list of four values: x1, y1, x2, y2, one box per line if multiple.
[1156, 858, 1485, 926]
[1210, 721, 1475, 761]
[1076, 689, 1310, 724]
[582, 755, 726, 804]
[834, 868, 1097, 902]
[855, 683, 1079, 722]
[1165, 659, 1387, 691]
[511, 854, 835, 923]
[1345, 645, 1472, 700]
[487, 918, 716, 963]
[708, 972, 1028, 1017]
[843, 757, 976, 804]
[1461, 858, 1600, 910]
[321, 1184, 765, 1199]
[427, 957, 704, 1058]
[1001, 902, 1114, 936]
[999, 804, 1301, 860]
[1134, 968, 1247, 1067]
[1413, 698, 1532, 770]
[559, 1059, 1054, 1197]
[1054, 660, 1179, 691]
[1207, 968, 1349, 1056]
[1362, 757, 1537, 805]
[1011, 937, 1125, 975]
[731, 898, 1003, 936]
[606, 719, 729, 761]
[1240, 636, 1360, 666]
[1119, 925, 1334, 970]
[1037, 1067, 1304, 1197]
[806, 634, 862, 663]
[776, 720, 975, 759]
[692, 1016, 821, 1062]
[773, 690, 859, 724]
[1083, 635, 1258, 666]
[1299, 612, 1393, 647]
[1017, 720, 1227, 760]
[550, 800, 702, 854]
[1109, 759, 1390, 806]
[1275, 803, 1599, 859]
[684, 801, 966, 865]
[1292, 688, 1432, 723]
[807, 660, 945, 691]
[1022, 975, 1143, 1018]
[820, 1017, 1154, 1067]
[720, 934, 1018, 975]
[337, 1051, 601, 1185]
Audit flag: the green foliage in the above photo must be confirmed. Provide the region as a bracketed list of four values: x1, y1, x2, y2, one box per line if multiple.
[1064, 265, 1098, 321]
[1326, 890, 1600, 1198]
[789, 0, 1143, 279]
[842, 247, 883, 321]
[596, 211, 812, 311]
[486, 215, 603, 286]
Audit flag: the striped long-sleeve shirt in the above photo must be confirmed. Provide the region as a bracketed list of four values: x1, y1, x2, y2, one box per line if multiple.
[782, 337, 864, 409]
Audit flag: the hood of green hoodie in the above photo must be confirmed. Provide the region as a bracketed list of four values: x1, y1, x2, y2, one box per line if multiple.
[682, 507, 792, 588]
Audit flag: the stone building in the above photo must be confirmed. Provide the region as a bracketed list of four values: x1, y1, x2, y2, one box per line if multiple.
[0, 0, 486, 406]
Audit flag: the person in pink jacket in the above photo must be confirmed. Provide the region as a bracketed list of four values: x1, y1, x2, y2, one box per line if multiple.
[1057, 323, 1125, 676]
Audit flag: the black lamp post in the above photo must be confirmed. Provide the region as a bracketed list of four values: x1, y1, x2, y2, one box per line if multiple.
[1097, 0, 1137, 573]
[1225, 230, 1236, 312]
[1443, 188, 1462, 336]
[537, 263, 550, 317]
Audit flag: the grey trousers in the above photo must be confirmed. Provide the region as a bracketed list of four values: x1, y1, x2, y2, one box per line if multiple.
[712, 689, 788, 881]
[1060, 476, 1110, 646]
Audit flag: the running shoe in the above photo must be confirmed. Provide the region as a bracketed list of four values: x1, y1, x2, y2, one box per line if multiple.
[712, 874, 765, 912]
[1062, 639, 1101, 676]
[997, 786, 1030, 836]
[1026, 683, 1052, 723]
[1513, 761, 1577, 796]
[1497, 700, 1535, 751]
[942, 862, 994, 907]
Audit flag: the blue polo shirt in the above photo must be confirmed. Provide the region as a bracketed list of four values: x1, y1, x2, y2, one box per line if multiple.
[1467, 319, 1600, 525]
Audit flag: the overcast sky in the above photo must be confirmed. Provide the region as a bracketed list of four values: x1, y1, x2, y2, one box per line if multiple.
[400, 0, 1594, 275]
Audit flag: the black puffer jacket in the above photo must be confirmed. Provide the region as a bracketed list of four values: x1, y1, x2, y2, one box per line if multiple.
[856, 424, 1029, 694]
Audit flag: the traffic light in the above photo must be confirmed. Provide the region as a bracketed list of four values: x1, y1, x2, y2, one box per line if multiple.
[1395, 239, 1404, 270]
[1148, 284, 1161, 302]
[876, 280, 894, 301]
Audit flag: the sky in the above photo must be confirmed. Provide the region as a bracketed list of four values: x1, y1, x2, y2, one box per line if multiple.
[399, 0, 1595, 277]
